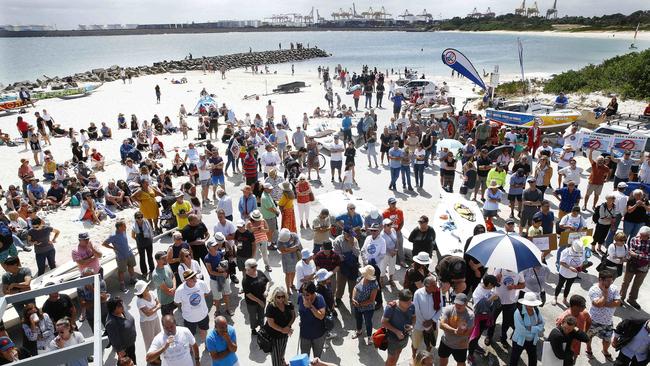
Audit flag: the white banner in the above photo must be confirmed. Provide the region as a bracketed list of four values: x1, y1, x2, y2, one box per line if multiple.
[579, 132, 648, 159]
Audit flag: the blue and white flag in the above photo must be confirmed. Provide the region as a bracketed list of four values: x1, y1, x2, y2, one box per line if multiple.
[441, 48, 486, 90]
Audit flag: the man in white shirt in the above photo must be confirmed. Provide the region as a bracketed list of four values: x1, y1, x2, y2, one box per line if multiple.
[362, 224, 386, 276]
[197, 155, 212, 203]
[395, 111, 409, 131]
[490, 268, 525, 347]
[295, 249, 316, 288]
[638, 153, 650, 183]
[173, 270, 211, 341]
[260, 144, 281, 177]
[558, 158, 583, 186]
[184, 143, 200, 165]
[329, 135, 344, 183]
[562, 125, 581, 152]
[380, 218, 398, 281]
[274, 124, 289, 160]
[147, 315, 199, 366]
[605, 182, 630, 246]
[412, 275, 444, 358]
[214, 209, 238, 283]
[215, 188, 233, 220]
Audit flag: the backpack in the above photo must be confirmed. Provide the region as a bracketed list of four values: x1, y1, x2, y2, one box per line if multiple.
[614, 319, 648, 351]
[592, 203, 603, 224]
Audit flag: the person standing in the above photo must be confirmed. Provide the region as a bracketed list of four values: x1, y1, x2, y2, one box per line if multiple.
[311, 209, 331, 254]
[380, 218, 398, 282]
[383, 197, 406, 268]
[438, 294, 474, 366]
[333, 228, 360, 306]
[361, 224, 385, 308]
[554, 241, 586, 306]
[146, 315, 199, 366]
[277, 228, 301, 293]
[623, 190, 650, 245]
[102, 220, 137, 292]
[554, 295, 592, 364]
[554, 181, 582, 219]
[509, 292, 545, 366]
[382, 289, 416, 366]
[155, 85, 161, 104]
[620, 226, 650, 309]
[134, 280, 161, 350]
[206, 316, 238, 366]
[586, 269, 621, 361]
[548, 315, 590, 366]
[242, 258, 270, 335]
[174, 270, 211, 341]
[205, 238, 233, 316]
[408, 215, 436, 259]
[412, 275, 444, 359]
[105, 297, 137, 364]
[151, 251, 177, 316]
[584, 151, 610, 211]
[26, 217, 59, 276]
[180, 214, 210, 266]
[352, 265, 379, 343]
[519, 178, 543, 234]
[131, 212, 155, 278]
[297, 282, 327, 358]
[490, 268, 525, 347]
[467, 275, 499, 362]
[295, 175, 313, 229]
[611, 319, 650, 366]
[264, 286, 296, 366]
[329, 135, 344, 183]
[1, 257, 33, 318]
[388, 140, 403, 191]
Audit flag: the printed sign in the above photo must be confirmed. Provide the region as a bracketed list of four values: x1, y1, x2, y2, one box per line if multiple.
[579, 132, 648, 158]
[579, 132, 612, 154]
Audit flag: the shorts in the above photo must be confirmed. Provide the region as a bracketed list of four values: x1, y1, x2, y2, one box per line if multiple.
[199, 179, 210, 188]
[208, 122, 218, 133]
[343, 182, 352, 190]
[483, 209, 498, 218]
[508, 194, 523, 202]
[588, 322, 613, 340]
[116, 255, 136, 273]
[393, 105, 401, 114]
[184, 315, 210, 335]
[586, 184, 604, 196]
[476, 176, 488, 192]
[210, 277, 232, 300]
[278, 143, 287, 152]
[387, 336, 409, 355]
[21, 131, 28, 139]
[520, 208, 537, 228]
[438, 341, 467, 362]
[331, 160, 342, 170]
[411, 327, 438, 350]
[211, 175, 225, 186]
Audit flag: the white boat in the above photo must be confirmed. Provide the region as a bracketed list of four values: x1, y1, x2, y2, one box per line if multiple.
[432, 193, 485, 259]
[316, 191, 379, 219]
[416, 104, 454, 119]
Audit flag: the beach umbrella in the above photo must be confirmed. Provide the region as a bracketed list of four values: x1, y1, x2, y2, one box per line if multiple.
[466, 232, 542, 273]
[437, 139, 464, 155]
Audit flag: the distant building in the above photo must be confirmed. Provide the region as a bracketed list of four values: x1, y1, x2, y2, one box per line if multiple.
[1, 24, 55, 31]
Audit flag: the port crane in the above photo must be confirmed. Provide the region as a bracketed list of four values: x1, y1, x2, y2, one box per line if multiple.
[546, 0, 558, 19]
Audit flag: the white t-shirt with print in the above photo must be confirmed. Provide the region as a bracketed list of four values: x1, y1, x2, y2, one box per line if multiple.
[174, 280, 210, 322]
[148, 326, 196, 366]
[493, 268, 525, 305]
[588, 284, 620, 325]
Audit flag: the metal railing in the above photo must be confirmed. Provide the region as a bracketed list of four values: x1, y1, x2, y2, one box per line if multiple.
[0, 275, 106, 365]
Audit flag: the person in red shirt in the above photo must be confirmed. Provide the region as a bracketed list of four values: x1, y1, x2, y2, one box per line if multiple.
[242, 145, 258, 186]
[527, 121, 542, 157]
[383, 197, 406, 268]
[90, 148, 105, 171]
[16, 116, 30, 150]
[644, 102, 650, 117]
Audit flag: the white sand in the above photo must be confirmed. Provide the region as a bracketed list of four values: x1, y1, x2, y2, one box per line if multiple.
[447, 29, 650, 41]
[0, 63, 648, 365]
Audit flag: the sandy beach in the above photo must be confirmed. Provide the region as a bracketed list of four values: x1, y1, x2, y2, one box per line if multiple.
[451, 29, 650, 41]
[1, 63, 649, 366]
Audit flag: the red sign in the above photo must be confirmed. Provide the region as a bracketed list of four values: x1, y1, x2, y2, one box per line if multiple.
[587, 140, 601, 149]
[617, 139, 635, 150]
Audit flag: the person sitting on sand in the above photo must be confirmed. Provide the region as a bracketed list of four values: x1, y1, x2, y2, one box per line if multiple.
[26, 178, 47, 207]
[151, 138, 166, 159]
[100, 122, 112, 139]
[90, 148, 105, 171]
[45, 180, 70, 208]
[105, 180, 131, 209]
[79, 193, 101, 225]
[87, 123, 99, 140]
[313, 107, 322, 118]
[136, 132, 150, 151]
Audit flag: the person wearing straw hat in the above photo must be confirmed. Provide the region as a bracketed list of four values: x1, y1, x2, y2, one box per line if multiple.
[260, 182, 280, 247]
[438, 293, 474, 366]
[295, 174, 313, 229]
[247, 209, 272, 272]
[295, 248, 316, 289]
[483, 180, 503, 219]
[554, 240, 586, 306]
[277, 228, 302, 293]
[509, 292, 545, 366]
[278, 180, 297, 233]
[134, 280, 162, 350]
[352, 265, 379, 343]
[173, 270, 211, 342]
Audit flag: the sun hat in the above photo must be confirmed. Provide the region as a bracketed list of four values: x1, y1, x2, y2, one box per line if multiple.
[360, 265, 376, 281]
[281, 181, 292, 191]
[571, 240, 584, 254]
[263, 182, 273, 190]
[278, 228, 291, 242]
[369, 209, 380, 219]
[133, 280, 149, 296]
[368, 223, 381, 231]
[382, 218, 393, 225]
[213, 232, 225, 243]
[454, 293, 469, 305]
[182, 270, 197, 281]
[315, 268, 333, 282]
[250, 209, 263, 221]
[413, 252, 431, 265]
[236, 220, 246, 227]
[301, 248, 311, 260]
[518, 292, 542, 307]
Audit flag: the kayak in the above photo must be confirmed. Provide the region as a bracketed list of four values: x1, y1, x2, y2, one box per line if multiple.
[31, 83, 102, 100]
[432, 193, 485, 259]
[0, 99, 32, 111]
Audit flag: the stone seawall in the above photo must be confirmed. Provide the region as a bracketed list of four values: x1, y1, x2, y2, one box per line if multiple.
[3, 48, 329, 92]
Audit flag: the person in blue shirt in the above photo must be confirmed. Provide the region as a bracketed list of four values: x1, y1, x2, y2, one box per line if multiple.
[553, 181, 581, 218]
[390, 91, 406, 119]
[510, 292, 545, 366]
[388, 140, 403, 190]
[297, 282, 327, 358]
[336, 203, 363, 233]
[102, 220, 137, 292]
[508, 169, 527, 218]
[532, 200, 555, 235]
[206, 315, 238, 366]
[341, 114, 353, 144]
[554, 92, 569, 109]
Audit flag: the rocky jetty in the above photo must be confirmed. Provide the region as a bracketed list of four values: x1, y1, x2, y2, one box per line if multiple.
[3, 48, 329, 92]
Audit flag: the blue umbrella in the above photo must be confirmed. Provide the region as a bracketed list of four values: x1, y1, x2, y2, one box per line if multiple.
[466, 232, 542, 273]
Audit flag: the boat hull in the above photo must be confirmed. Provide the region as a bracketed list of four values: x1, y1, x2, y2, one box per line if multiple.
[31, 83, 101, 100]
[0, 99, 31, 111]
[486, 108, 580, 129]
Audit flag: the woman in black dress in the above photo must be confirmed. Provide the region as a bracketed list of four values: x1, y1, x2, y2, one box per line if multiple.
[344, 140, 356, 184]
[380, 127, 392, 165]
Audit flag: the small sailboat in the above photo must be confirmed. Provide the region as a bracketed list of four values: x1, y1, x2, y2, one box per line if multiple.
[630, 23, 640, 49]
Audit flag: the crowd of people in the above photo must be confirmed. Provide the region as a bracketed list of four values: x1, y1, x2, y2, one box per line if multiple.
[0, 62, 649, 366]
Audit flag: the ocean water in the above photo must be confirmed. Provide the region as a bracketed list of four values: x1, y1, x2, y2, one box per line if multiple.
[0, 30, 648, 85]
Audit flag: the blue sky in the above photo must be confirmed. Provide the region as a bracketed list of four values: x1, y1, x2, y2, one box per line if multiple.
[0, 0, 646, 28]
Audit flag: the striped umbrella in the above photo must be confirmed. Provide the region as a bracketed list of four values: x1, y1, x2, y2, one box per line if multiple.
[466, 232, 542, 273]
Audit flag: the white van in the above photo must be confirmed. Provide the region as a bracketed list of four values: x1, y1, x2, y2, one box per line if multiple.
[394, 79, 438, 98]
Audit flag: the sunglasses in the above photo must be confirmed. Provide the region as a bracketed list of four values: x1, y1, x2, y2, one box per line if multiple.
[276, 295, 286, 299]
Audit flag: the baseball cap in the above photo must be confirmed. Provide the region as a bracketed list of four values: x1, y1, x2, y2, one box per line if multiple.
[617, 182, 628, 189]
[388, 197, 397, 204]
[78, 232, 90, 240]
[382, 218, 393, 225]
[527, 177, 536, 183]
[0, 337, 14, 352]
[505, 218, 516, 225]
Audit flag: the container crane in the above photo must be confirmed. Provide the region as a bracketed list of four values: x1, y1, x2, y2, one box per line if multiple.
[515, 0, 527, 16]
[546, 0, 558, 19]
[527, 2, 540, 17]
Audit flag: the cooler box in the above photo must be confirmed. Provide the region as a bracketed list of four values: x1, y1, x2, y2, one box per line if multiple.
[289, 353, 310, 366]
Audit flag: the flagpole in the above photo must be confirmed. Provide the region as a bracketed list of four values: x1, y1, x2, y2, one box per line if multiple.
[518, 38, 526, 95]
